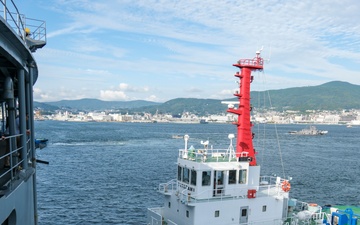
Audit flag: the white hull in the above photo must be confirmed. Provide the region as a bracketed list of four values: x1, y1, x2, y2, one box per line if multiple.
[0, 169, 36, 225]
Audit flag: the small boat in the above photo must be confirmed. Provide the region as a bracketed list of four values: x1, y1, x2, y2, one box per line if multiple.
[147, 51, 358, 225]
[172, 135, 183, 139]
[199, 119, 208, 124]
[289, 126, 328, 135]
[35, 138, 49, 149]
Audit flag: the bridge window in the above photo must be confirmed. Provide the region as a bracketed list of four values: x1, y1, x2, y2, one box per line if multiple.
[177, 165, 182, 181]
[239, 169, 247, 184]
[228, 170, 236, 184]
[241, 208, 247, 216]
[262, 205, 267, 212]
[202, 171, 211, 186]
[215, 171, 224, 185]
[183, 167, 189, 183]
[190, 169, 197, 186]
[215, 210, 220, 217]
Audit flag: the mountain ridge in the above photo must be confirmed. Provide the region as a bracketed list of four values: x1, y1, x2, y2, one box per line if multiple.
[34, 81, 360, 115]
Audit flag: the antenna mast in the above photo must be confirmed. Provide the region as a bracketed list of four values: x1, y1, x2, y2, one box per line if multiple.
[227, 50, 264, 166]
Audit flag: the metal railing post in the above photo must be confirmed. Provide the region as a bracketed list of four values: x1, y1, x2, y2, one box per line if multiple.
[2, 0, 6, 20]
[18, 68, 27, 169]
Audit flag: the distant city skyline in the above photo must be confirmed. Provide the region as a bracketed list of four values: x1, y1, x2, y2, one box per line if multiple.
[37, 108, 360, 126]
[19, 0, 360, 103]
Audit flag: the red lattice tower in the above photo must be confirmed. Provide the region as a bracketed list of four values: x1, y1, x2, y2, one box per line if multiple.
[227, 51, 264, 166]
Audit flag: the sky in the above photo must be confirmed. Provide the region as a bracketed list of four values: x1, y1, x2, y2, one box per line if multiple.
[15, 0, 360, 103]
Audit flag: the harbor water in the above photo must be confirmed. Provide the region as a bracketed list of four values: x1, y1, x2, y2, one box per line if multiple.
[35, 121, 360, 225]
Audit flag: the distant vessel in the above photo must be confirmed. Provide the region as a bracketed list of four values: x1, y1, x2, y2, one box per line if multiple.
[172, 135, 183, 139]
[1, 1, 46, 225]
[147, 51, 359, 224]
[289, 126, 328, 135]
[199, 119, 208, 124]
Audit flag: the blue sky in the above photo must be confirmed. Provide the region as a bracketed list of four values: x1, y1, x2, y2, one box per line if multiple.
[17, 0, 360, 102]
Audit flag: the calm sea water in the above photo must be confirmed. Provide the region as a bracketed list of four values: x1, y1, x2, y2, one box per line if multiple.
[35, 121, 360, 225]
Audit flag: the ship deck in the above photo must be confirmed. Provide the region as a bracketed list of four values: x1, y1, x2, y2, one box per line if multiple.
[179, 148, 238, 163]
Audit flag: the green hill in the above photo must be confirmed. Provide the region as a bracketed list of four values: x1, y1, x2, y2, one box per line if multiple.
[136, 81, 360, 115]
[34, 98, 160, 112]
[251, 81, 360, 111]
[34, 81, 360, 115]
[134, 98, 226, 116]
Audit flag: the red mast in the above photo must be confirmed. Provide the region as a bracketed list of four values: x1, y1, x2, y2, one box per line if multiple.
[227, 51, 264, 166]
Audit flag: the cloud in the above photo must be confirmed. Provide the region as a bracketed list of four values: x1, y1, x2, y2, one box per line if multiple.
[97, 83, 151, 101]
[145, 95, 158, 102]
[99, 90, 127, 101]
[119, 83, 149, 92]
[33, 88, 51, 101]
[46, 24, 81, 38]
[186, 87, 203, 93]
[28, 0, 360, 103]
[219, 89, 236, 96]
[34, 86, 92, 102]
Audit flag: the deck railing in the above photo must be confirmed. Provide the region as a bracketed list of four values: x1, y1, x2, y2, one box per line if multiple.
[236, 57, 264, 69]
[158, 176, 289, 205]
[179, 148, 238, 162]
[0, 0, 46, 44]
[0, 134, 31, 192]
[147, 207, 163, 225]
[159, 179, 177, 194]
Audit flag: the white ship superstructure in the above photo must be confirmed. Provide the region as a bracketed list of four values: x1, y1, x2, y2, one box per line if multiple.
[148, 135, 291, 225]
[147, 51, 360, 225]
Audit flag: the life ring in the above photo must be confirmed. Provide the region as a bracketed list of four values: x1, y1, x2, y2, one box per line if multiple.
[281, 180, 291, 192]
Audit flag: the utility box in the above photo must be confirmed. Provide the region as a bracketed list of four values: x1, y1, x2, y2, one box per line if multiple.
[247, 189, 256, 199]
